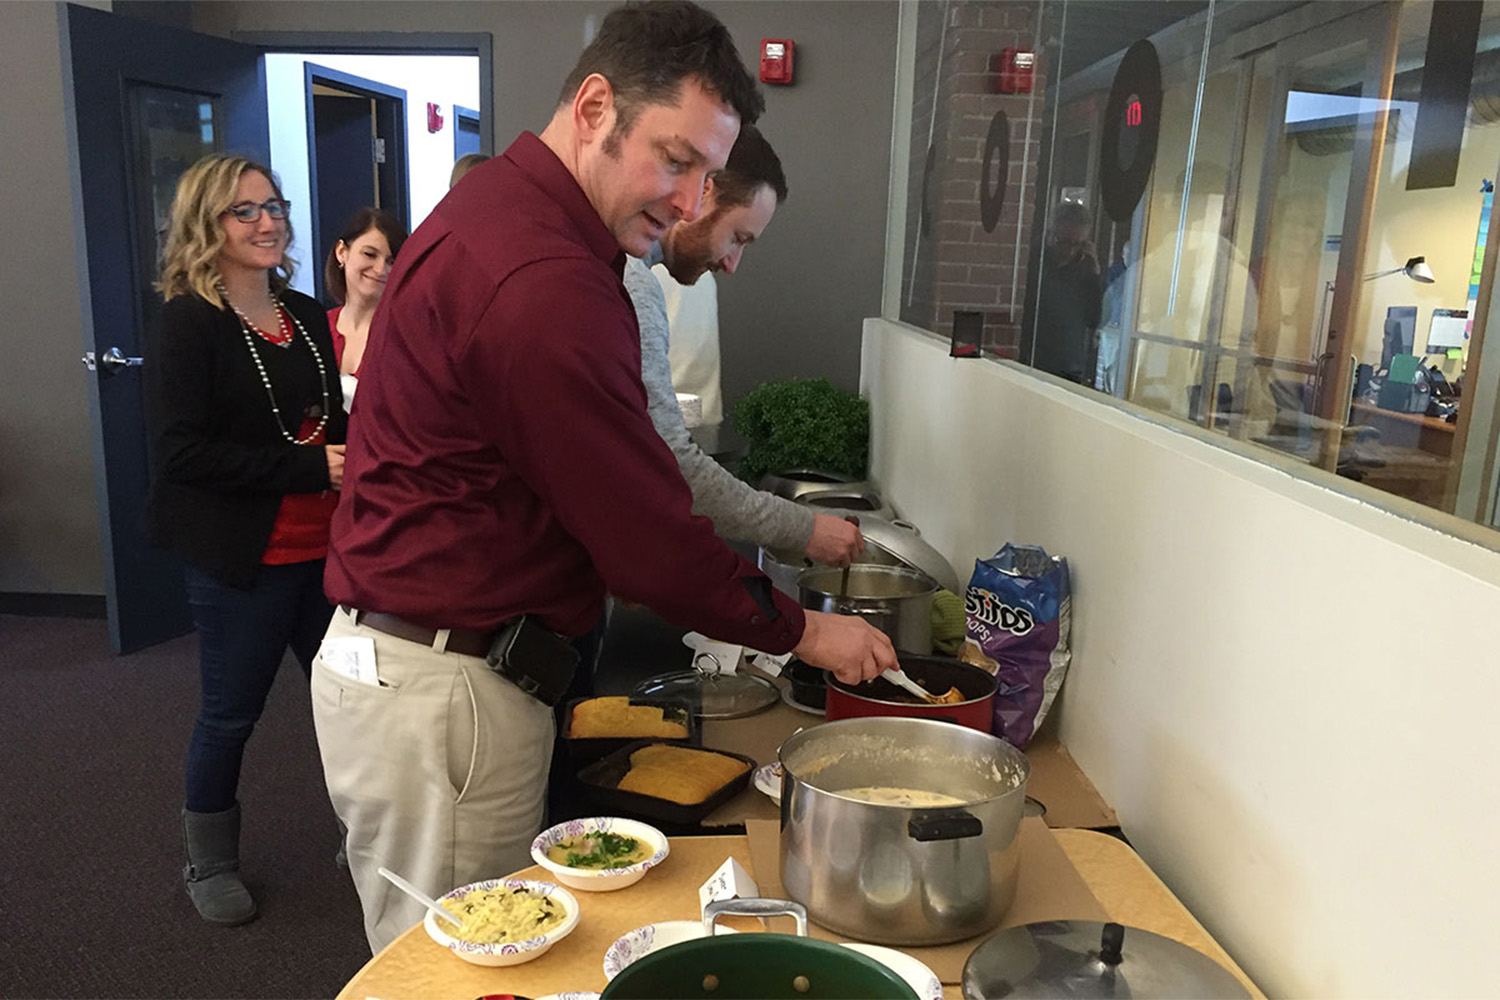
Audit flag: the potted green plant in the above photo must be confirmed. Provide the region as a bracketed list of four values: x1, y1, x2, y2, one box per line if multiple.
[730, 378, 868, 484]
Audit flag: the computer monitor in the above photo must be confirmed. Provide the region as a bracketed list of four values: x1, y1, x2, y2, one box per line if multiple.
[1381, 305, 1417, 370]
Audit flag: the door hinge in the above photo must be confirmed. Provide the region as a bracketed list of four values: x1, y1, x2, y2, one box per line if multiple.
[373, 137, 387, 164]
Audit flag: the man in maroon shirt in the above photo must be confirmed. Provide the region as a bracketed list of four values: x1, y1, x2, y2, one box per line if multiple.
[312, 1, 897, 952]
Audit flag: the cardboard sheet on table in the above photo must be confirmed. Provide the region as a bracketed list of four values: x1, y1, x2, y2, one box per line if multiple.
[744, 816, 1107, 983]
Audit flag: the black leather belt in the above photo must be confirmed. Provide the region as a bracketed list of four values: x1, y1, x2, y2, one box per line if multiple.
[340, 606, 495, 659]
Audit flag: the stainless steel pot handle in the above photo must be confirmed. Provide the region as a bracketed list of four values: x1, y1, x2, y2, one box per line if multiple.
[835, 602, 890, 618]
[704, 897, 809, 936]
[907, 809, 984, 842]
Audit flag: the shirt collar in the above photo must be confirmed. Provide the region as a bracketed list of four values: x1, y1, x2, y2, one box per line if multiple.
[503, 132, 624, 272]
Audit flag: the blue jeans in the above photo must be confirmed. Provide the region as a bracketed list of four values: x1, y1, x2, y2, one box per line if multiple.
[183, 560, 333, 813]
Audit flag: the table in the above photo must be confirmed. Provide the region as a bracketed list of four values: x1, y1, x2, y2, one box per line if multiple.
[335, 831, 1262, 1000]
[1349, 400, 1455, 457]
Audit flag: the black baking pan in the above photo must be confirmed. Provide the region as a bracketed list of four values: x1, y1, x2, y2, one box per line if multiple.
[784, 658, 828, 710]
[561, 697, 700, 764]
[576, 739, 756, 826]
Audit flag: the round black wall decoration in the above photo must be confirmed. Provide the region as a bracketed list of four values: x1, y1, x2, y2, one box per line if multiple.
[1099, 40, 1162, 222]
[979, 110, 1011, 233]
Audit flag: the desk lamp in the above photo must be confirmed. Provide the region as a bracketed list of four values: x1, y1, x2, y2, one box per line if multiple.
[1365, 256, 1435, 283]
[1314, 255, 1436, 360]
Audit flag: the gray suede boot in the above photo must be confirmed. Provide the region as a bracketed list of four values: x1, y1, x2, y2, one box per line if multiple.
[182, 804, 257, 925]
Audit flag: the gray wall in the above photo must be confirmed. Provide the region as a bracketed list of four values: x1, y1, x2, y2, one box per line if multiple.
[0, 1, 107, 596]
[4, 0, 896, 597]
[194, 0, 900, 408]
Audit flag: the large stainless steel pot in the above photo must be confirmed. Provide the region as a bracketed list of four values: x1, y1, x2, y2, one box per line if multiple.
[799, 564, 937, 654]
[778, 717, 1029, 945]
[760, 515, 960, 598]
[759, 539, 904, 597]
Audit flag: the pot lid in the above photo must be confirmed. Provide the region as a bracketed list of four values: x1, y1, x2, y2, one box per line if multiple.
[857, 517, 961, 594]
[759, 468, 862, 501]
[631, 651, 780, 719]
[961, 921, 1251, 999]
[795, 489, 901, 524]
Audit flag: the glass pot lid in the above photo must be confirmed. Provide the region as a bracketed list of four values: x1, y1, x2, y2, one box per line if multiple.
[631, 649, 780, 719]
[961, 921, 1251, 999]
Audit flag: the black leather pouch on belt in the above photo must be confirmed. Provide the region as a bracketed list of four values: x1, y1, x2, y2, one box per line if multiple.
[484, 616, 579, 706]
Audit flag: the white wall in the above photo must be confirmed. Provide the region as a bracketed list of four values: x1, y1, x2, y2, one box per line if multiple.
[861, 317, 1500, 999]
[264, 53, 479, 297]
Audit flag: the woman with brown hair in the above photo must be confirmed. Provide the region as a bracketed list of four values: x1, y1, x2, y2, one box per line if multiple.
[144, 153, 346, 925]
[322, 207, 407, 410]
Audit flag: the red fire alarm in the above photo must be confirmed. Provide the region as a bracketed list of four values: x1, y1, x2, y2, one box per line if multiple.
[990, 48, 1035, 94]
[427, 102, 445, 133]
[761, 38, 794, 85]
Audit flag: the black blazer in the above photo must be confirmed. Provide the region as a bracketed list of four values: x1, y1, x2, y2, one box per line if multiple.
[143, 288, 347, 588]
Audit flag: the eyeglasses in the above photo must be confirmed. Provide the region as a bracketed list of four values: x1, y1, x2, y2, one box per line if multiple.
[222, 199, 291, 223]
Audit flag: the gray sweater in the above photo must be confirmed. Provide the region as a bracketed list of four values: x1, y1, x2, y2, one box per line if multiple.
[624, 251, 814, 552]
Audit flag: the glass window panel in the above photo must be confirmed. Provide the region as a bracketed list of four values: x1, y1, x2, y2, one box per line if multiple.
[128, 84, 218, 277]
[885, 0, 1500, 539]
[1127, 339, 1203, 421]
[1134, 68, 1238, 345]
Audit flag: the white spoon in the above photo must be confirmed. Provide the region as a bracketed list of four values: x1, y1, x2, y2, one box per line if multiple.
[377, 865, 462, 928]
[881, 667, 943, 704]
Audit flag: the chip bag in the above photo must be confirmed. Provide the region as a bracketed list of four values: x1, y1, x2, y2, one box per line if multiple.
[958, 544, 1071, 747]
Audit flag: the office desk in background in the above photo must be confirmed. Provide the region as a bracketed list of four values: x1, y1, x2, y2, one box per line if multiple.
[1346, 400, 1456, 509]
[1349, 400, 1456, 458]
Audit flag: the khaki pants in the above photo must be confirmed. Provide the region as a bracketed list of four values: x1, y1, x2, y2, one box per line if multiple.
[311, 606, 554, 953]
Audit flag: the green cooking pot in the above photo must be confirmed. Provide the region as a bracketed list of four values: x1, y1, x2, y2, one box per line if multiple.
[600, 899, 918, 1000]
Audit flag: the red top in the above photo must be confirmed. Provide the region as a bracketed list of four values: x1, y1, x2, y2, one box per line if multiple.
[325, 133, 804, 650]
[261, 411, 337, 565]
[246, 304, 335, 564]
[328, 306, 346, 368]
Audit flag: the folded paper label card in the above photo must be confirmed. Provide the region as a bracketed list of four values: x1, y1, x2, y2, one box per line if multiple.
[699, 857, 759, 917]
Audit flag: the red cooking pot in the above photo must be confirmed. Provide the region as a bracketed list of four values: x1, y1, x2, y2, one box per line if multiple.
[824, 654, 996, 732]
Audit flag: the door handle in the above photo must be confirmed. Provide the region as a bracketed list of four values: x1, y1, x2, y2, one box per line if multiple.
[82, 347, 143, 375]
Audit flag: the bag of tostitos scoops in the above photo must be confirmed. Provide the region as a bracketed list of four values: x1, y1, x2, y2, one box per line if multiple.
[958, 544, 1072, 747]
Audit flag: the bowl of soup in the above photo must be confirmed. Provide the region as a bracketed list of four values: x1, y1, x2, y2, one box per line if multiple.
[424, 877, 579, 967]
[529, 816, 669, 892]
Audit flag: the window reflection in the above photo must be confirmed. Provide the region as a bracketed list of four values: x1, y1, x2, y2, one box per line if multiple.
[894, 0, 1500, 534]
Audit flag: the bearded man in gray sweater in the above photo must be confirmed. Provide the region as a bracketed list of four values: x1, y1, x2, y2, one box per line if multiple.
[623, 124, 864, 565]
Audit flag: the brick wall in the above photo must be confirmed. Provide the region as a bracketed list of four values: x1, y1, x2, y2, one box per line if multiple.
[899, 1, 1045, 356]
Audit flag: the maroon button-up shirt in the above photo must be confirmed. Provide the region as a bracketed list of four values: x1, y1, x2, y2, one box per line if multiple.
[325, 133, 804, 652]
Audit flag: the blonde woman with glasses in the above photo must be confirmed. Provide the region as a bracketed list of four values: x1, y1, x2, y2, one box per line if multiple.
[144, 154, 346, 925]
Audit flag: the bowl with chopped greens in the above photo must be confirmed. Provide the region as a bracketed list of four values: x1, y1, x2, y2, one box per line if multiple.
[530, 816, 669, 891]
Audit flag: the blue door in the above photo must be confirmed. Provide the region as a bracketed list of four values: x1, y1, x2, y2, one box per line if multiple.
[67, 4, 270, 653]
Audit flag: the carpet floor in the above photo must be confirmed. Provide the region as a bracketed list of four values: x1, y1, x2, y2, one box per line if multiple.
[0, 614, 372, 998]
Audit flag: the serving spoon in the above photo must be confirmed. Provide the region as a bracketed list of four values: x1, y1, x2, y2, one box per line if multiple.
[377, 865, 462, 928]
[837, 515, 861, 599]
[880, 667, 946, 704]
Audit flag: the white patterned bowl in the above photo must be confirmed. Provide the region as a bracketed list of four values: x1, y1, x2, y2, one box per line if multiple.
[603, 920, 740, 979]
[530, 816, 669, 892]
[423, 877, 579, 967]
[842, 942, 943, 1000]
